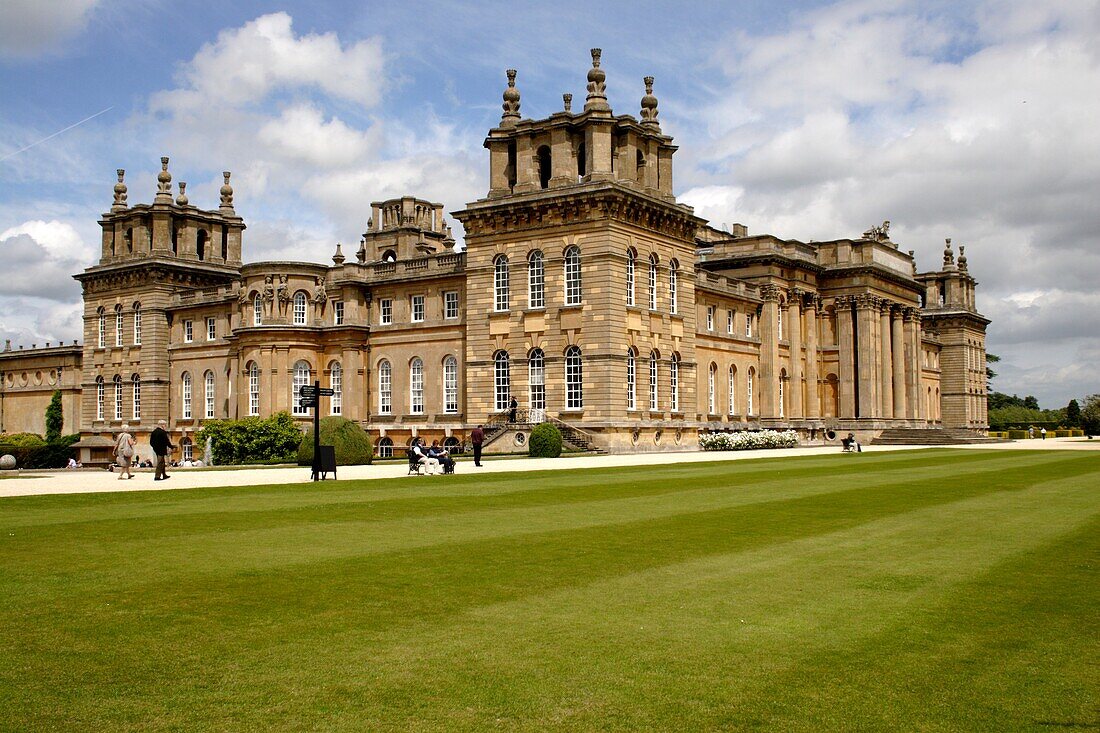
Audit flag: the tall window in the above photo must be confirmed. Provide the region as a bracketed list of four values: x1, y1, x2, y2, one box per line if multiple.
[204, 370, 215, 419]
[527, 250, 544, 308]
[444, 292, 459, 319]
[648, 254, 658, 310]
[380, 298, 392, 325]
[649, 351, 659, 411]
[746, 313, 753, 338]
[132, 375, 141, 420]
[669, 354, 680, 412]
[95, 376, 104, 420]
[443, 356, 458, 413]
[747, 368, 755, 416]
[626, 349, 636, 411]
[97, 309, 105, 348]
[708, 363, 716, 414]
[411, 295, 425, 323]
[115, 306, 123, 347]
[133, 304, 142, 345]
[494, 351, 510, 411]
[183, 320, 193, 343]
[626, 249, 636, 306]
[528, 349, 545, 411]
[182, 372, 192, 419]
[253, 294, 263, 326]
[778, 371, 786, 418]
[207, 317, 216, 341]
[565, 346, 583, 410]
[181, 438, 192, 463]
[777, 307, 784, 340]
[669, 261, 679, 315]
[334, 301, 344, 325]
[293, 292, 307, 325]
[330, 362, 342, 415]
[248, 362, 260, 416]
[112, 375, 123, 420]
[409, 358, 424, 414]
[494, 255, 510, 311]
[707, 306, 715, 331]
[564, 245, 581, 305]
[378, 360, 392, 414]
[728, 365, 737, 415]
[727, 309, 734, 335]
[292, 361, 310, 415]
[377, 437, 393, 458]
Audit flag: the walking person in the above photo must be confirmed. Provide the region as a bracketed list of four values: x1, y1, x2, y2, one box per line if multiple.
[471, 424, 485, 467]
[114, 424, 136, 480]
[1041, 427, 1047, 440]
[150, 420, 174, 481]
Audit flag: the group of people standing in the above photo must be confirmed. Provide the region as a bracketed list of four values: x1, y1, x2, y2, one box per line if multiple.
[113, 420, 176, 481]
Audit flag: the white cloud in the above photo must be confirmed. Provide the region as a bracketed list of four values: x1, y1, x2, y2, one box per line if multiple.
[0, 0, 100, 58]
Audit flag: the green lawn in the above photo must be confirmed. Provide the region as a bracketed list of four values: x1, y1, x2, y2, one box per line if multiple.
[2, 450, 1098, 731]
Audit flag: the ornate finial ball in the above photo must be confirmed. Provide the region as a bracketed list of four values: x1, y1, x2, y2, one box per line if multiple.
[644, 76, 655, 92]
[114, 169, 127, 194]
[503, 70, 520, 103]
[221, 171, 233, 194]
[157, 157, 171, 183]
[641, 76, 658, 111]
[590, 48, 602, 66]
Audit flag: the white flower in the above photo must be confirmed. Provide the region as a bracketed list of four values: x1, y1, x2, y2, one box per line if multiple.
[699, 429, 798, 451]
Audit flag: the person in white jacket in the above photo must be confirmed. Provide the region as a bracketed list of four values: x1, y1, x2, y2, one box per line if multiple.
[412, 438, 440, 475]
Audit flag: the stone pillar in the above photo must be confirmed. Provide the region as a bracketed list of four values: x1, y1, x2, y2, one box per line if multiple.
[787, 294, 803, 418]
[836, 296, 856, 418]
[759, 285, 781, 417]
[903, 309, 922, 420]
[513, 134, 536, 193]
[804, 295, 820, 419]
[892, 308, 906, 418]
[880, 303, 893, 419]
[273, 346, 289, 414]
[855, 296, 878, 418]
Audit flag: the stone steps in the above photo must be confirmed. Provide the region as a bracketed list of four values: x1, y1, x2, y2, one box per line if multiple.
[871, 428, 1009, 446]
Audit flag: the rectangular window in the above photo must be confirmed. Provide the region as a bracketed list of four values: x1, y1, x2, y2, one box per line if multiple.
[745, 313, 753, 338]
[380, 299, 392, 325]
[206, 317, 216, 341]
[134, 309, 142, 345]
[444, 358, 458, 413]
[115, 311, 123, 347]
[707, 306, 715, 331]
[132, 378, 141, 420]
[649, 356, 658, 411]
[183, 320, 193, 343]
[379, 366, 392, 415]
[98, 314, 105, 348]
[182, 378, 192, 419]
[410, 361, 424, 414]
[727, 309, 734, 335]
[96, 380, 104, 421]
[444, 291, 459, 319]
[248, 368, 259, 416]
[411, 295, 425, 323]
[334, 301, 344, 325]
[205, 374, 215, 419]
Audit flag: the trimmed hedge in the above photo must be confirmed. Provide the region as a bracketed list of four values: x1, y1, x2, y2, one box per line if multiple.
[0, 432, 47, 447]
[196, 412, 303, 465]
[0, 434, 80, 469]
[529, 423, 563, 458]
[298, 417, 373, 466]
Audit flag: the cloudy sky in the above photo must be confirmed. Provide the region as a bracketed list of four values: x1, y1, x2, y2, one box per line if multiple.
[1, 0, 1097, 407]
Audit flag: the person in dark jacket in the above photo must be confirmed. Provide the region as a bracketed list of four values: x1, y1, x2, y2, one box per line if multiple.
[470, 425, 485, 467]
[150, 420, 175, 481]
[509, 395, 518, 422]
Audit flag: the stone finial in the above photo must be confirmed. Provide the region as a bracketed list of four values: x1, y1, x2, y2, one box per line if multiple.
[909, 250, 917, 274]
[3, 339, 10, 352]
[219, 171, 235, 213]
[640, 76, 659, 126]
[332, 242, 345, 265]
[958, 245, 968, 271]
[112, 169, 128, 211]
[356, 237, 366, 264]
[176, 181, 189, 206]
[155, 156, 173, 203]
[563, 93, 573, 113]
[585, 48, 610, 112]
[943, 237, 955, 268]
[501, 69, 521, 126]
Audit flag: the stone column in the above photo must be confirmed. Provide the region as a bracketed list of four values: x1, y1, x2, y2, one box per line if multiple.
[836, 296, 856, 418]
[903, 309, 922, 420]
[891, 308, 906, 418]
[787, 294, 803, 418]
[855, 296, 879, 418]
[759, 285, 781, 417]
[804, 295, 820, 419]
[880, 303, 893, 419]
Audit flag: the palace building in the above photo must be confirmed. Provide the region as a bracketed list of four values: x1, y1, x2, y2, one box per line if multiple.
[0, 51, 989, 459]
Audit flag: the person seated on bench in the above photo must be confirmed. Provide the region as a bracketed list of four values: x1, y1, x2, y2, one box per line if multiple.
[842, 432, 862, 453]
[428, 440, 455, 474]
[411, 438, 440, 475]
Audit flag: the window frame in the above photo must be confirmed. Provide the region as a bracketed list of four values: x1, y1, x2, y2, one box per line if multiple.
[379, 298, 393, 325]
[411, 295, 425, 323]
[528, 349, 545, 411]
[564, 245, 581, 306]
[527, 250, 544, 309]
[409, 358, 424, 414]
[494, 255, 510, 312]
[443, 356, 458, 413]
[378, 360, 392, 415]
[565, 346, 583, 410]
[183, 319, 193, 343]
[444, 291, 459, 320]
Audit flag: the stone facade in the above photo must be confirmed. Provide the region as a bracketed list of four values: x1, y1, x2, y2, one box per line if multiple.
[0, 52, 989, 455]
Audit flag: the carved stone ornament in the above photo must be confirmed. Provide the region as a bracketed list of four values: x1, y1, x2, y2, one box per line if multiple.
[584, 48, 609, 112]
[501, 69, 521, 125]
[640, 76, 659, 126]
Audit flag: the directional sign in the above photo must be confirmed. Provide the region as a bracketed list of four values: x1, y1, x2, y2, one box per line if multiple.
[318, 388, 335, 396]
[299, 385, 319, 398]
[299, 397, 318, 408]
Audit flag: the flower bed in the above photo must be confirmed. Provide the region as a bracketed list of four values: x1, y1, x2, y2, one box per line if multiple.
[699, 429, 799, 451]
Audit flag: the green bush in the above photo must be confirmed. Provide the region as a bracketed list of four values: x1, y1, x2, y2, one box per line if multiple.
[1007, 430, 1030, 440]
[0, 434, 79, 469]
[0, 432, 46, 447]
[298, 417, 372, 466]
[45, 390, 63, 443]
[529, 423, 562, 458]
[196, 412, 303, 465]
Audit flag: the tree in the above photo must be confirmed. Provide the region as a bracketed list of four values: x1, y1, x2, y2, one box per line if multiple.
[1080, 395, 1100, 437]
[44, 390, 63, 443]
[1022, 395, 1040, 410]
[1066, 399, 1081, 427]
[985, 352, 1000, 387]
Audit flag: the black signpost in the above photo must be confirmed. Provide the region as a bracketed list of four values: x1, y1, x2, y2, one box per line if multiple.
[300, 381, 336, 481]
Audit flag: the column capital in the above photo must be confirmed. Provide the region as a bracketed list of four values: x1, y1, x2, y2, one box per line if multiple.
[833, 294, 855, 309]
[855, 293, 878, 310]
[761, 284, 783, 302]
[903, 306, 921, 322]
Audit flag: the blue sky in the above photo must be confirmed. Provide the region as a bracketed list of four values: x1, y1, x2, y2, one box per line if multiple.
[2, 0, 1098, 407]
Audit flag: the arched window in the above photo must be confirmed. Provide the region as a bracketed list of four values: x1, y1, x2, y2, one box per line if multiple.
[181, 372, 192, 419]
[708, 363, 717, 414]
[133, 304, 142, 345]
[204, 370, 215, 419]
[111, 375, 122, 421]
[292, 361, 311, 415]
[180, 437, 193, 463]
[494, 351, 510, 412]
[778, 369, 786, 418]
[636, 149, 646, 181]
[293, 292, 307, 325]
[132, 374, 141, 420]
[377, 437, 393, 458]
[97, 307, 105, 348]
[537, 145, 551, 189]
[565, 346, 583, 410]
[528, 349, 545, 411]
[648, 254, 659, 310]
[747, 368, 755, 416]
[527, 250, 544, 309]
[626, 249, 636, 306]
[670, 353, 680, 412]
[777, 306, 784, 341]
[577, 141, 586, 178]
[330, 362, 342, 415]
[443, 356, 458, 414]
[115, 305, 123, 347]
[728, 365, 737, 416]
[649, 350, 659, 411]
[494, 255, 510, 311]
[196, 229, 207, 261]
[564, 246, 581, 305]
[378, 360, 392, 415]
[248, 362, 260, 416]
[668, 260, 679, 315]
[95, 376, 104, 421]
[382, 249, 396, 263]
[409, 358, 424, 414]
[221, 228, 228, 261]
[253, 293, 263, 326]
[626, 348, 637, 411]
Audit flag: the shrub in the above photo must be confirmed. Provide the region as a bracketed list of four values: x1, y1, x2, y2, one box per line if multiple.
[1081, 394, 1100, 437]
[196, 412, 303, 465]
[45, 390, 63, 443]
[0, 434, 79, 469]
[699, 430, 799, 451]
[529, 423, 563, 458]
[298, 417, 373, 466]
[0, 432, 46, 447]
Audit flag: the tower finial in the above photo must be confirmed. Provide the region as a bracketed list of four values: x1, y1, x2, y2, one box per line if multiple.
[112, 169, 128, 211]
[584, 48, 610, 113]
[563, 93, 572, 113]
[640, 76, 659, 126]
[155, 156, 172, 203]
[219, 171, 235, 213]
[332, 242, 345, 265]
[176, 181, 189, 206]
[958, 245, 968, 271]
[943, 237, 955, 268]
[501, 69, 521, 126]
